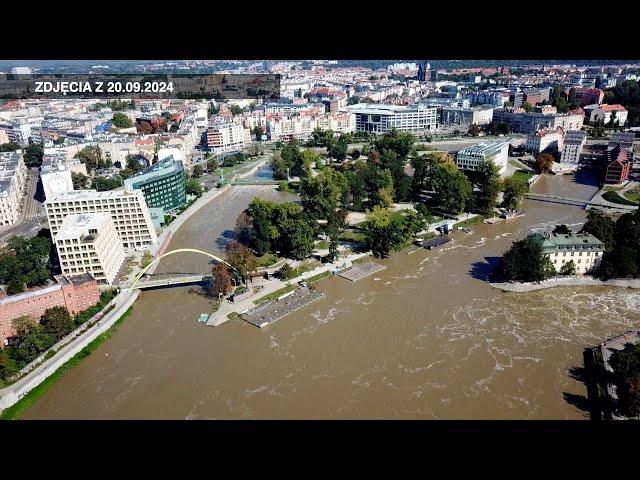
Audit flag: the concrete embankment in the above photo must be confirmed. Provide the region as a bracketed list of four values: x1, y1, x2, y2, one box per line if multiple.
[490, 276, 640, 292]
[0, 289, 140, 412]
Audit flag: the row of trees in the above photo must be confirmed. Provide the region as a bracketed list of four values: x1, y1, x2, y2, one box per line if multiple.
[581, 209, 640, 279]
[0, 142, 44, 168]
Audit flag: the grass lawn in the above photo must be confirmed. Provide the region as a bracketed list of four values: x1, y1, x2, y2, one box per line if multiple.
[454, 215, 484, 229]
[0, 307, 133, 420]
[602, 190, 639, 206]
[338, 231, 366, 243]
[256, 253, 278, 267]
[315, 240, 330, 250]
[306, 270, 332, 284]
[512, 170, 534, 183]
[253, 285, 295, 305]
[623, 185, 640, 203]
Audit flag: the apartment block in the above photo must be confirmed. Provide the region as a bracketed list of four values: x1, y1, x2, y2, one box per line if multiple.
[0, 151, 28, 226]
[55, 213, 125, 285]
[456, 140, 510, 175]
[525, 128, 565, 154]
[45, 189, 157, 251]
[206, 123, 246, 154]
[560, 131, 587, 164]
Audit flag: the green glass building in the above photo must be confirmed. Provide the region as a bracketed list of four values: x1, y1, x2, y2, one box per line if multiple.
[124, 157, 186, 213]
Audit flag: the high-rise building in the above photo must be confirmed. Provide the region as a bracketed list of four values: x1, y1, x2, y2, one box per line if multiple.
[54, 213, 125, 285]
[0, 151, 27, 226]
[123, 157, 186, 214]
[456, 140, 510, 175]
[45, 189, 157, 251]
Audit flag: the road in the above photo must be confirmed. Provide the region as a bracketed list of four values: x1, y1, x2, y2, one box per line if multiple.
[0, 168, 47, 245]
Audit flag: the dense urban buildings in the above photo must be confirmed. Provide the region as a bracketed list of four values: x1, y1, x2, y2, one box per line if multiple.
[584, 104, 628, 125]
[54, 213, 126, 285]
[439, 105, 494, 127]
[0, 151, 27, 225]
[493, 107, 584, 134]
[0, 273, 100, 346]
[45, 189, 157, 250]
[456, 140, 510, 175]
[123, 156, 186, 214]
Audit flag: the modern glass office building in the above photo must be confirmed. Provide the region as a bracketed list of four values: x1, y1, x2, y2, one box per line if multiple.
[123, 156, 186, 213]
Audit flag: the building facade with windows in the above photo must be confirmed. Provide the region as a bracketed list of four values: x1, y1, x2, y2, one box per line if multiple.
[206, 123, 247, 154]
[123, 157, 186, 213]
[456, 140, 510, 175]
[0, 151, 27, 226]
[525, 128, 565, 154]
[45, 189, 157, 251]
[604, 145, 631, 185]
[530, 232, 605, 275]
[560, 130, 587, 164]
[346, 103, 438, 134]
[0, 273, 100, 347]
[55, 213, 125, 285]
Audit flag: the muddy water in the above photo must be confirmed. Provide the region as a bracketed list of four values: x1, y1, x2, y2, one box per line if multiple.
[22, 176, 640, 419]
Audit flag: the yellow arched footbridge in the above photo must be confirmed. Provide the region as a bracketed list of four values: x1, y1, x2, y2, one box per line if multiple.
[129, 248, 236, 290]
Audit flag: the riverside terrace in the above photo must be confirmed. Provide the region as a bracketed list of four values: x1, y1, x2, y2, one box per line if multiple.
[241, 287, 324, 328]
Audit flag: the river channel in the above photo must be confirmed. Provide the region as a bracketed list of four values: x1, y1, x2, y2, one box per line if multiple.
[22, 174, 640, 419]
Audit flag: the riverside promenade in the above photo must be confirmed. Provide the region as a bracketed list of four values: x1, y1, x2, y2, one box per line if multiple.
[0, 288, 140, 412]
[490, 276, 640, 293]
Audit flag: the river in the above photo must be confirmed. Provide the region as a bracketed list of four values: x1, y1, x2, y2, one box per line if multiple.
[22, 174, 640, 419]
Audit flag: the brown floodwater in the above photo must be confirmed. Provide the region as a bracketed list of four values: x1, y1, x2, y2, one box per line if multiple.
[22, 175, 640, 419]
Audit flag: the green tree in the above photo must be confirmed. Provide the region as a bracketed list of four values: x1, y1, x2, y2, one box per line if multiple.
[361, 206, 408, 258]
[111, 112, 132, 128]
[185, 178, 203, 197]
[430, 161, 472, 214]
[71, 171, 90, 190]
[207, 158, 219, 172]
[74, 146, 104, 174]
[252, 125, 264, 140]
[552, 224, 572, 235]
[473, 160, 502, 216]
[91, 175, 121, 191]
[559, 260, 576, 275]
[500, 236, 555, 282]
[607, 342, 640, 417]
[192, 165, 204, 177]
[328, 136, 349, 162]
[581, 210, 614, 251]
[299, 168, 348, 223]
[270, 151, 292, 180]
[0, 349, 18, 381]
[23, 143, 44, 168]
[0, 236, 52, 293]
[40, 306, 73, 340]
[502, 177, 528, 211]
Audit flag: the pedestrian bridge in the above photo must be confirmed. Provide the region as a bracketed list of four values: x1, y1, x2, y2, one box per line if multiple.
[129, 248, 235, 290]
[134, 274, 209, 290]
[524, 193, 588, 207]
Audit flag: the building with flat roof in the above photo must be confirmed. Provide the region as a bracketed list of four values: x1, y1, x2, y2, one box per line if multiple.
[206, 122, 246, 154]
[440, 105, 494, 127]
[346, 103, 438, 134]
[0, 151, 27, 226]
[45, 188, 157, 251]
[55, 213, 125, 285]
[530, 231, 605, 275]
[0, 273, 99, 346]
[123, 156, 186, 213]
[561, 130, 587, 164]
[608, 132, 635, 154]
[493, 108, 584, 134]
[456, 140, 510, 175]
[525, 128, 565, 154]
[584, 104, 628, 126]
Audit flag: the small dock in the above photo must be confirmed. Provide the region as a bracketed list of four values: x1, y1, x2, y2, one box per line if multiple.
[338, 262, 387, 281]
[241, 288, 325, 328]
[421, 236, 452, 250]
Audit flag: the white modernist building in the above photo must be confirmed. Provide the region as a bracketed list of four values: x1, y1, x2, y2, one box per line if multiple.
[55, 213, 125, 285]
[456, 140, 510, 175]
[346, 103, 438, 134]
[45, 189, 157, 251]
[205, 123, 246, 154]
[0, 151, 28, 226]
[40, 160, 74, 201]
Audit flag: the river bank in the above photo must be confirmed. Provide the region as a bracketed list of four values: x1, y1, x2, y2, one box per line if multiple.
[490, 276, 640, 292]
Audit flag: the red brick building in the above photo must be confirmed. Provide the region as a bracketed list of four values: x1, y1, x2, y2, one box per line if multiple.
[0, 273, 100, 346]
[604, 145, 631, 185]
